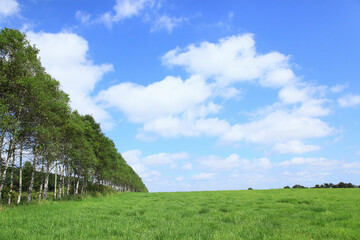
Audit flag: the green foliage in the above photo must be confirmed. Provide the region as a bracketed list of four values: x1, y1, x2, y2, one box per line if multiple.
[0, 189, 359, 239]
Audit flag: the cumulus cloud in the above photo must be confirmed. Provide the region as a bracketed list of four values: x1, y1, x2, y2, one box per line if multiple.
[162, 34, 290, 86]
[99, 0, 154, 28]
[26, 31, 114, 129]
[98, 33, 335, 154]
[0, 0, 19, 18]
[97, 75, 211, 123]
[338, 94, 360, 107]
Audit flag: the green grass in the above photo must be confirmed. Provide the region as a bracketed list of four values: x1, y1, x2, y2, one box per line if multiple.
[0, 189, 359, 239]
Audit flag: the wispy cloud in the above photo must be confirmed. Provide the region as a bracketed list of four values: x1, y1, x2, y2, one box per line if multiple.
[191, 172, 215, 181]
[338, 94, 360, 107]
[150, 15, 187, 33]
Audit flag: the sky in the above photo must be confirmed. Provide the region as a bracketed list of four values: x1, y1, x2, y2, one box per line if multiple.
[1, 0, 360, 192]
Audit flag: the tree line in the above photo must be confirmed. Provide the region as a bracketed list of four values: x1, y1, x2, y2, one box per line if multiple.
[283, 182, 358, 189]
[0, 28, 147, 205]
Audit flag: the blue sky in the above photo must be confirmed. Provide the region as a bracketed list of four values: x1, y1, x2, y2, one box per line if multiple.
[1, 0, 360, 192]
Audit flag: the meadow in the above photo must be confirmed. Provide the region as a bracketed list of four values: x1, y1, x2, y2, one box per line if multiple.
[0, 189, 359, 239]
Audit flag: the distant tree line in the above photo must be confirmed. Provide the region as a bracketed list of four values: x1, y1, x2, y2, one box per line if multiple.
[283, 182, 358, 189]
[313, 182, 356, 188]
[0, 28, 147, 205]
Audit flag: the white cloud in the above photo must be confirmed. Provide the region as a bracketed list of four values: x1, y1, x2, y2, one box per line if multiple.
[181, 162, 193, 170]
[330, 83, 348, 93]
[99, 0, 154, 28]
[278, 85, 310, 104]
[338, 94, 360, 107]
[151, 15, 186, 33]
[142, 116, 231, 138]
[199, 154, 272, 171]
[277, 157, 340, 167]
[75, 10, 91, 24]
[144, 152, 189, 166]
[191, 172, 215, 181]
[0, 0, 19, 18]
[260, 68, 295, 88]
[283, 170, 330, 182]
[97, 33, 335, 154]
[176, 176, 184, 181]
[342, 161, 360, 169]
[221, 110, 333, 145]
[199, 154, 240, 171]
[272, 140, 321, 154]
[295, 99, 331, 117]
[162, 34, 290, 86]
[27, 31, 114, 129]
[97, 75, 211, 123]
[122, 149, 189, 182]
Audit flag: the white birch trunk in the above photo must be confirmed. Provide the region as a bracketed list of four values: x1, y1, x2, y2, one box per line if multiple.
[27, 151, 37, 203]
[43, 164, 50, 199]
[66, 165, 70, 196]
[7, 149, 15, 205]
[38, 178, 43, 200]
[17, 144, 23, 205]
[0, 129, 5, 169]
[61, 165, 65, 198]
[75, 176, 80, 195]
[0, 139, 14, 200]
[54, 162, 57, 199]
[57, 165, 64, 199]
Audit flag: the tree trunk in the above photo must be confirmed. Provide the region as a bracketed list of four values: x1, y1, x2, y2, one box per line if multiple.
[66, 165, 70, 196]
[27, 151, 37, 203]
[38, 164, 44, 200]
[75, 176, 80, 195]
[17, 144, 23, 205]
[43, 164, 50, 199]
[0, 138, 15, 200]
[57, 165, 64, 199]
[81, 176, 87, 195]
[8, 148, 15, 205]
[61, 165, 65, 198]
[0, 129, 5, 169]
[54, 162, 57, 199]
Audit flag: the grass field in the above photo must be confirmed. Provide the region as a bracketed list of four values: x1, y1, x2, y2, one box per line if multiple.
[0, 189, 359, 239]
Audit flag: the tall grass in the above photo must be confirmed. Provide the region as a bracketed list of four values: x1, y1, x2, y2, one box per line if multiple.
[0, 189, 359, 239]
